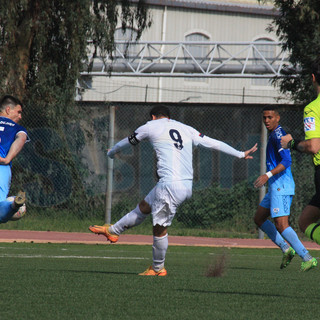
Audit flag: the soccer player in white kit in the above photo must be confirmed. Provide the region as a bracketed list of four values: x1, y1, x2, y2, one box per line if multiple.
[89, 106, 257, 276]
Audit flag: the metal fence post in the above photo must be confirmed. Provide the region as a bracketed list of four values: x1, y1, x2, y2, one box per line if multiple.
[105, 105, 115, 224]
[258, 120, 267, 239]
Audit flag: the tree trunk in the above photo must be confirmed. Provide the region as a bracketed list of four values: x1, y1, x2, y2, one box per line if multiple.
[5, 1, 39, 99]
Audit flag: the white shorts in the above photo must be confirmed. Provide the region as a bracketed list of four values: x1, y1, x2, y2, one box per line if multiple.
[144, 180, 192, 227]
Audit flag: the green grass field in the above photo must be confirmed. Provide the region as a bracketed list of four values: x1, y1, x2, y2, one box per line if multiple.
[0, 242, 319, 320]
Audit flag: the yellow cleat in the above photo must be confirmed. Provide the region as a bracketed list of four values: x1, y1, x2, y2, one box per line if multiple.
[88, 224, 119, 243]
[139, 266, 167, 276]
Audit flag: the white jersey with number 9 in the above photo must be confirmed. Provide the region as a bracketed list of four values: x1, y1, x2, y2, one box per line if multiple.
[134, 118, 200, 182]
[109, 117, 245, 183]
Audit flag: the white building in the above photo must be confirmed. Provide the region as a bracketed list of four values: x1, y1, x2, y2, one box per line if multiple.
[81, 0, 290, 104]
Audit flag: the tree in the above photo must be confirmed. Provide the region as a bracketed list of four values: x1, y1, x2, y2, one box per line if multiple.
[260, 1, 320, 103]
[0, 0, 151, 126]
[0, 0, 151, 213]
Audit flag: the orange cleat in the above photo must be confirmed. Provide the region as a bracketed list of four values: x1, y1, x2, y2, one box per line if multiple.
[88, 224, 119, 243]
[139, 266, 167, 276]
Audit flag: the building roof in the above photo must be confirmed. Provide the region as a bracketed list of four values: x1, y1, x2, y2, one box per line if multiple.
[143, 0, 278, 16]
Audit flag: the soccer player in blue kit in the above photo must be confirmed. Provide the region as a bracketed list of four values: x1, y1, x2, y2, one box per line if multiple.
[89, 105, 258, 276]
[0, 95, 28, 223]
[254, 106, 317, 271]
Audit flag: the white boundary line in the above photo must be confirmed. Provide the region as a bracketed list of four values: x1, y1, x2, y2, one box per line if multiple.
[0, 253, 147, 260]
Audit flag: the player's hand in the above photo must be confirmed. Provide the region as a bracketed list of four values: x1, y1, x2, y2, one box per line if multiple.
[244, 143, 258, 159]
[254, 174, 269, 188]
[107, 151, 115, 159]
[107, 148, 117, 159]
[0, 156, 9, 165]
[281, 134, 293, 149]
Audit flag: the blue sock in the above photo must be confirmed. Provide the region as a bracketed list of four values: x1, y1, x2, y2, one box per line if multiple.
[281, 226, 310, 261]
[260, 220, 289, 252]
[0, 200, 15, 223]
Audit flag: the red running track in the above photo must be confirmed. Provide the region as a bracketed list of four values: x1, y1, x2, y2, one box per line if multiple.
[0, 229, 320, 250]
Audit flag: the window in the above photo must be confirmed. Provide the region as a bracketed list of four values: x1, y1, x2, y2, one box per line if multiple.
[252, 38, 276, 86]
[184, 33, 209, 82]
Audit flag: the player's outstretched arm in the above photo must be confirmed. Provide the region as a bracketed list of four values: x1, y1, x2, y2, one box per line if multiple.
[108, 125, 147, 159]
[107, 137, 131, 159]
[244, 143, 258, 159]
[197, 135, 257, 159]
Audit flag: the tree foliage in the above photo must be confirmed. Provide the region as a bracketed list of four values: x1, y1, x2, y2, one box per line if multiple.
[0, 0, 151, 126]
[0, 0, 151, 211]
[261, 0, 320, 103]
[176, 182, 259, 231]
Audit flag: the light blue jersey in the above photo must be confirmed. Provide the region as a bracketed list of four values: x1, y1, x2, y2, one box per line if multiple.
[266, 125, 295, 195]
[259, 124, 311, 261]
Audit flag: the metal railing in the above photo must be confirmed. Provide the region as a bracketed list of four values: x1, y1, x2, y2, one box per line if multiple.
[81, 41, 296, 78]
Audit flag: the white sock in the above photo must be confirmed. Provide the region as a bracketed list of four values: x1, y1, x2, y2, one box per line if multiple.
[152, 234, 168, 271]
[110, 205, 147, 235]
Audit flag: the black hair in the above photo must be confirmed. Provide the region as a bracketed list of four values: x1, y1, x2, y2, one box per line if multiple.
[0, 95, 23, 111]
[262, 105, 279, 115]
[149, 105, 170, 119]
[311, 57, 320, 84]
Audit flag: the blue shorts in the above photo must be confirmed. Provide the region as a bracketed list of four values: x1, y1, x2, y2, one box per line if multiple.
[0, 165, 12, 201]
[259, 192, 293, 218]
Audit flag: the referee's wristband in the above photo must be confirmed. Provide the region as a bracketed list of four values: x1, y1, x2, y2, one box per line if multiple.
[266, 171, 273, 179]
[287, 138, 301, 151]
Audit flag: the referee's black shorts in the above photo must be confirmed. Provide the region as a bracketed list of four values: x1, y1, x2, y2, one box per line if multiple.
[309, 165, 320, 208]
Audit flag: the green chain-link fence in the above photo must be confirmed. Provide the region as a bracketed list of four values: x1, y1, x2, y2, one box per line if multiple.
[5, 102, 314, 236]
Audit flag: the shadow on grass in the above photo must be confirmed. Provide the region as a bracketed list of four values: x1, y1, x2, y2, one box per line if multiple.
[38, 268, 138, 275]
[229, 266, 260, 270]
[177, 289, 292, 298]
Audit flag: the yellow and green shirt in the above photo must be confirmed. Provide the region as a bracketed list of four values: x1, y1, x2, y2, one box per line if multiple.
[304, 94, 320, 166]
